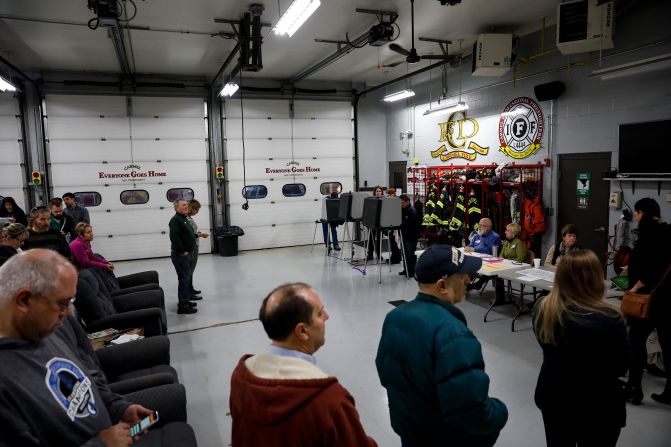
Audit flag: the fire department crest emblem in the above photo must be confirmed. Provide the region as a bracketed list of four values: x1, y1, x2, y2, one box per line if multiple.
[498, 97, 544, 159]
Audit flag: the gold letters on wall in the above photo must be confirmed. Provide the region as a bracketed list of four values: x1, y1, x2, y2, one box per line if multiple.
[431, 111, 489, 162]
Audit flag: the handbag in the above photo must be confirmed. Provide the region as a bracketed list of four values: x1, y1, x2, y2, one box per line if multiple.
[621, 265, 671, 319]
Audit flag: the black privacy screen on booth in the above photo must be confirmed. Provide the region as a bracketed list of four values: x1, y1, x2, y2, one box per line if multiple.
[618, 119, 671, 175]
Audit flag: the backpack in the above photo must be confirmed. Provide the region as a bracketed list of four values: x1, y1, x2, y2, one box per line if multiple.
[523, 197, 547, 236]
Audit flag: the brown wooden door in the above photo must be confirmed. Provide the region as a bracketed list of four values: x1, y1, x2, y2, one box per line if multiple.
[557, 152, 612, 268]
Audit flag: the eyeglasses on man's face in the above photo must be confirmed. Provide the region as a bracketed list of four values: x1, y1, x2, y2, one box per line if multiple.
[56, 297, 76, 311]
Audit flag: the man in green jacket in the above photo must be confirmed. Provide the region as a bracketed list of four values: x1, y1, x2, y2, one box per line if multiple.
[169, 199, 197, 314]
[376, 245, 508, 447]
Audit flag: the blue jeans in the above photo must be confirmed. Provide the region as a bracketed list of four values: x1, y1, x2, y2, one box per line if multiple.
[322, 222, 338, 246]
[171, 251, 192, 307]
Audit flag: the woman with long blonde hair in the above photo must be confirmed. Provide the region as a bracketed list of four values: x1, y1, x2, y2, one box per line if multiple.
[533, 249, 629, 447]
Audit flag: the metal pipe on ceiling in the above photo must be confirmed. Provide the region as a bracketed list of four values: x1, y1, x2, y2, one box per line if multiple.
[356, 56, 464, 98]
[290, 32, 372, 83]
[211, 42, 241, 87]
[0, 14, 236, 37]
[107, 25, 133, 77]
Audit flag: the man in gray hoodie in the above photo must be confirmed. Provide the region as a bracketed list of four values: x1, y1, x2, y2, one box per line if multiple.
[0, 249, 153, 447]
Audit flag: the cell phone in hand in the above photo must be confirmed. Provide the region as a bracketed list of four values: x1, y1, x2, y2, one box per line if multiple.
[130, 411, 159, 437]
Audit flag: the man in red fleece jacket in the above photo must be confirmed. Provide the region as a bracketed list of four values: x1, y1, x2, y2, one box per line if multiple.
[230, 282, 377, 447]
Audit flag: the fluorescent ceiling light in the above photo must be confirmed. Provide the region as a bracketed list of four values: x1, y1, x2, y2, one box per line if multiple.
[274, 0, 321, 37]
[423, 101, 468, 115]
[383, 89, 416, 102]
[219, 82, 239, 97]
[589, 53, 671, 80]
[0, 76, 17, 92]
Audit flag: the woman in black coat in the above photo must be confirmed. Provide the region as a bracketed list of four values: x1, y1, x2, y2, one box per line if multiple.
[0, 197, 28, 226]
[625, 197, 671, 405]
[533, 249, 630, 447]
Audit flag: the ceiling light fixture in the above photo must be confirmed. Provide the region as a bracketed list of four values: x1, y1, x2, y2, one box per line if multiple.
[423, 101, 468, 116]
[274, 0, 321, 37]
[0, 76, 17, 92]
[219, 82, 240, 97]
[589, 53, 671, 80]
[383, 89, 415, 102]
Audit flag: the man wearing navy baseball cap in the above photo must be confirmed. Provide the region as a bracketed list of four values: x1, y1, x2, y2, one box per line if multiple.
[376, 245, 508, 447]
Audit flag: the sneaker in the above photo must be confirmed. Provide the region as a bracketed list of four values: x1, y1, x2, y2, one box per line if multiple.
[177, 306, 197, 314]
[333, 245, 341, 251]
[187, 301, 197, 307]
[191, 288, 201, 295]
[189, 295, 203, 301]
[398, 271, 407, 276]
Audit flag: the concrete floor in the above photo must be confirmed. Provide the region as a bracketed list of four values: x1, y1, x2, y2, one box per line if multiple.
[114, 247, 671, 447]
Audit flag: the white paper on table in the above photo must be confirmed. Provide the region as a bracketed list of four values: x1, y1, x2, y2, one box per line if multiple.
[110, 334, 143, 345]
[515, 268, 555, 282]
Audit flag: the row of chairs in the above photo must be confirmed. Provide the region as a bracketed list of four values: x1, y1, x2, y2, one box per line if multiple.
[68, 267, 198, 446]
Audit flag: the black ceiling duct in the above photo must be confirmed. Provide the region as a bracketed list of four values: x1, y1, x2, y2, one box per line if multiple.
[240, 85, 283, 92]
[63, 80, 121, 87]
[294, 87, 338, 94]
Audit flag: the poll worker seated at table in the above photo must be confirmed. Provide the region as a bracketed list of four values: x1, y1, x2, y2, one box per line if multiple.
[500, 223, 528, 263]
[493, 223, 529, 301]
[465, 218, 502, 291]
[464, 218, 501, 255]
[544, 224, 581, 270]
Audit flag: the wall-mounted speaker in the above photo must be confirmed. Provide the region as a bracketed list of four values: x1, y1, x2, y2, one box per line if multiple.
[534, 81, 565, 101]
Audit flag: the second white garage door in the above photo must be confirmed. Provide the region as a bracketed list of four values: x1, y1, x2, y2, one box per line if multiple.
[224, 99, 354, 251]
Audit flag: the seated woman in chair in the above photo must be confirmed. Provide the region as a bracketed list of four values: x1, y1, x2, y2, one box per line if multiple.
[494, 223, 529, 301]
[545, 224, 580, 270]
[500, 223, 528, 263]
[69, 222, 114, 271]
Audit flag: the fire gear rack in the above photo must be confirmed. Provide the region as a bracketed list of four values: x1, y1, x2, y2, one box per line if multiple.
[409, 163, 544, 247]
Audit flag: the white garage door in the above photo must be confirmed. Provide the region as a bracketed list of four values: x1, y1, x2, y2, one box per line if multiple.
[45, 95, 211, 261]
[224, 99, 354, 250]
[0, 94, 27, 211]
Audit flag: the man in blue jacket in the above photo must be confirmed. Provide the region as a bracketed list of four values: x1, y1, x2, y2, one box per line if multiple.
[465, 217, 501, 255]
[376, 245, 508, 447]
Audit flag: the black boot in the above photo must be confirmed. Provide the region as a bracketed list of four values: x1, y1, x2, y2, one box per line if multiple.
[625, 383, 644, 405]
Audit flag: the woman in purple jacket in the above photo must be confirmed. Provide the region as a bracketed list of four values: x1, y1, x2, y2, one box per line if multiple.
[69, 222, 113, 271]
